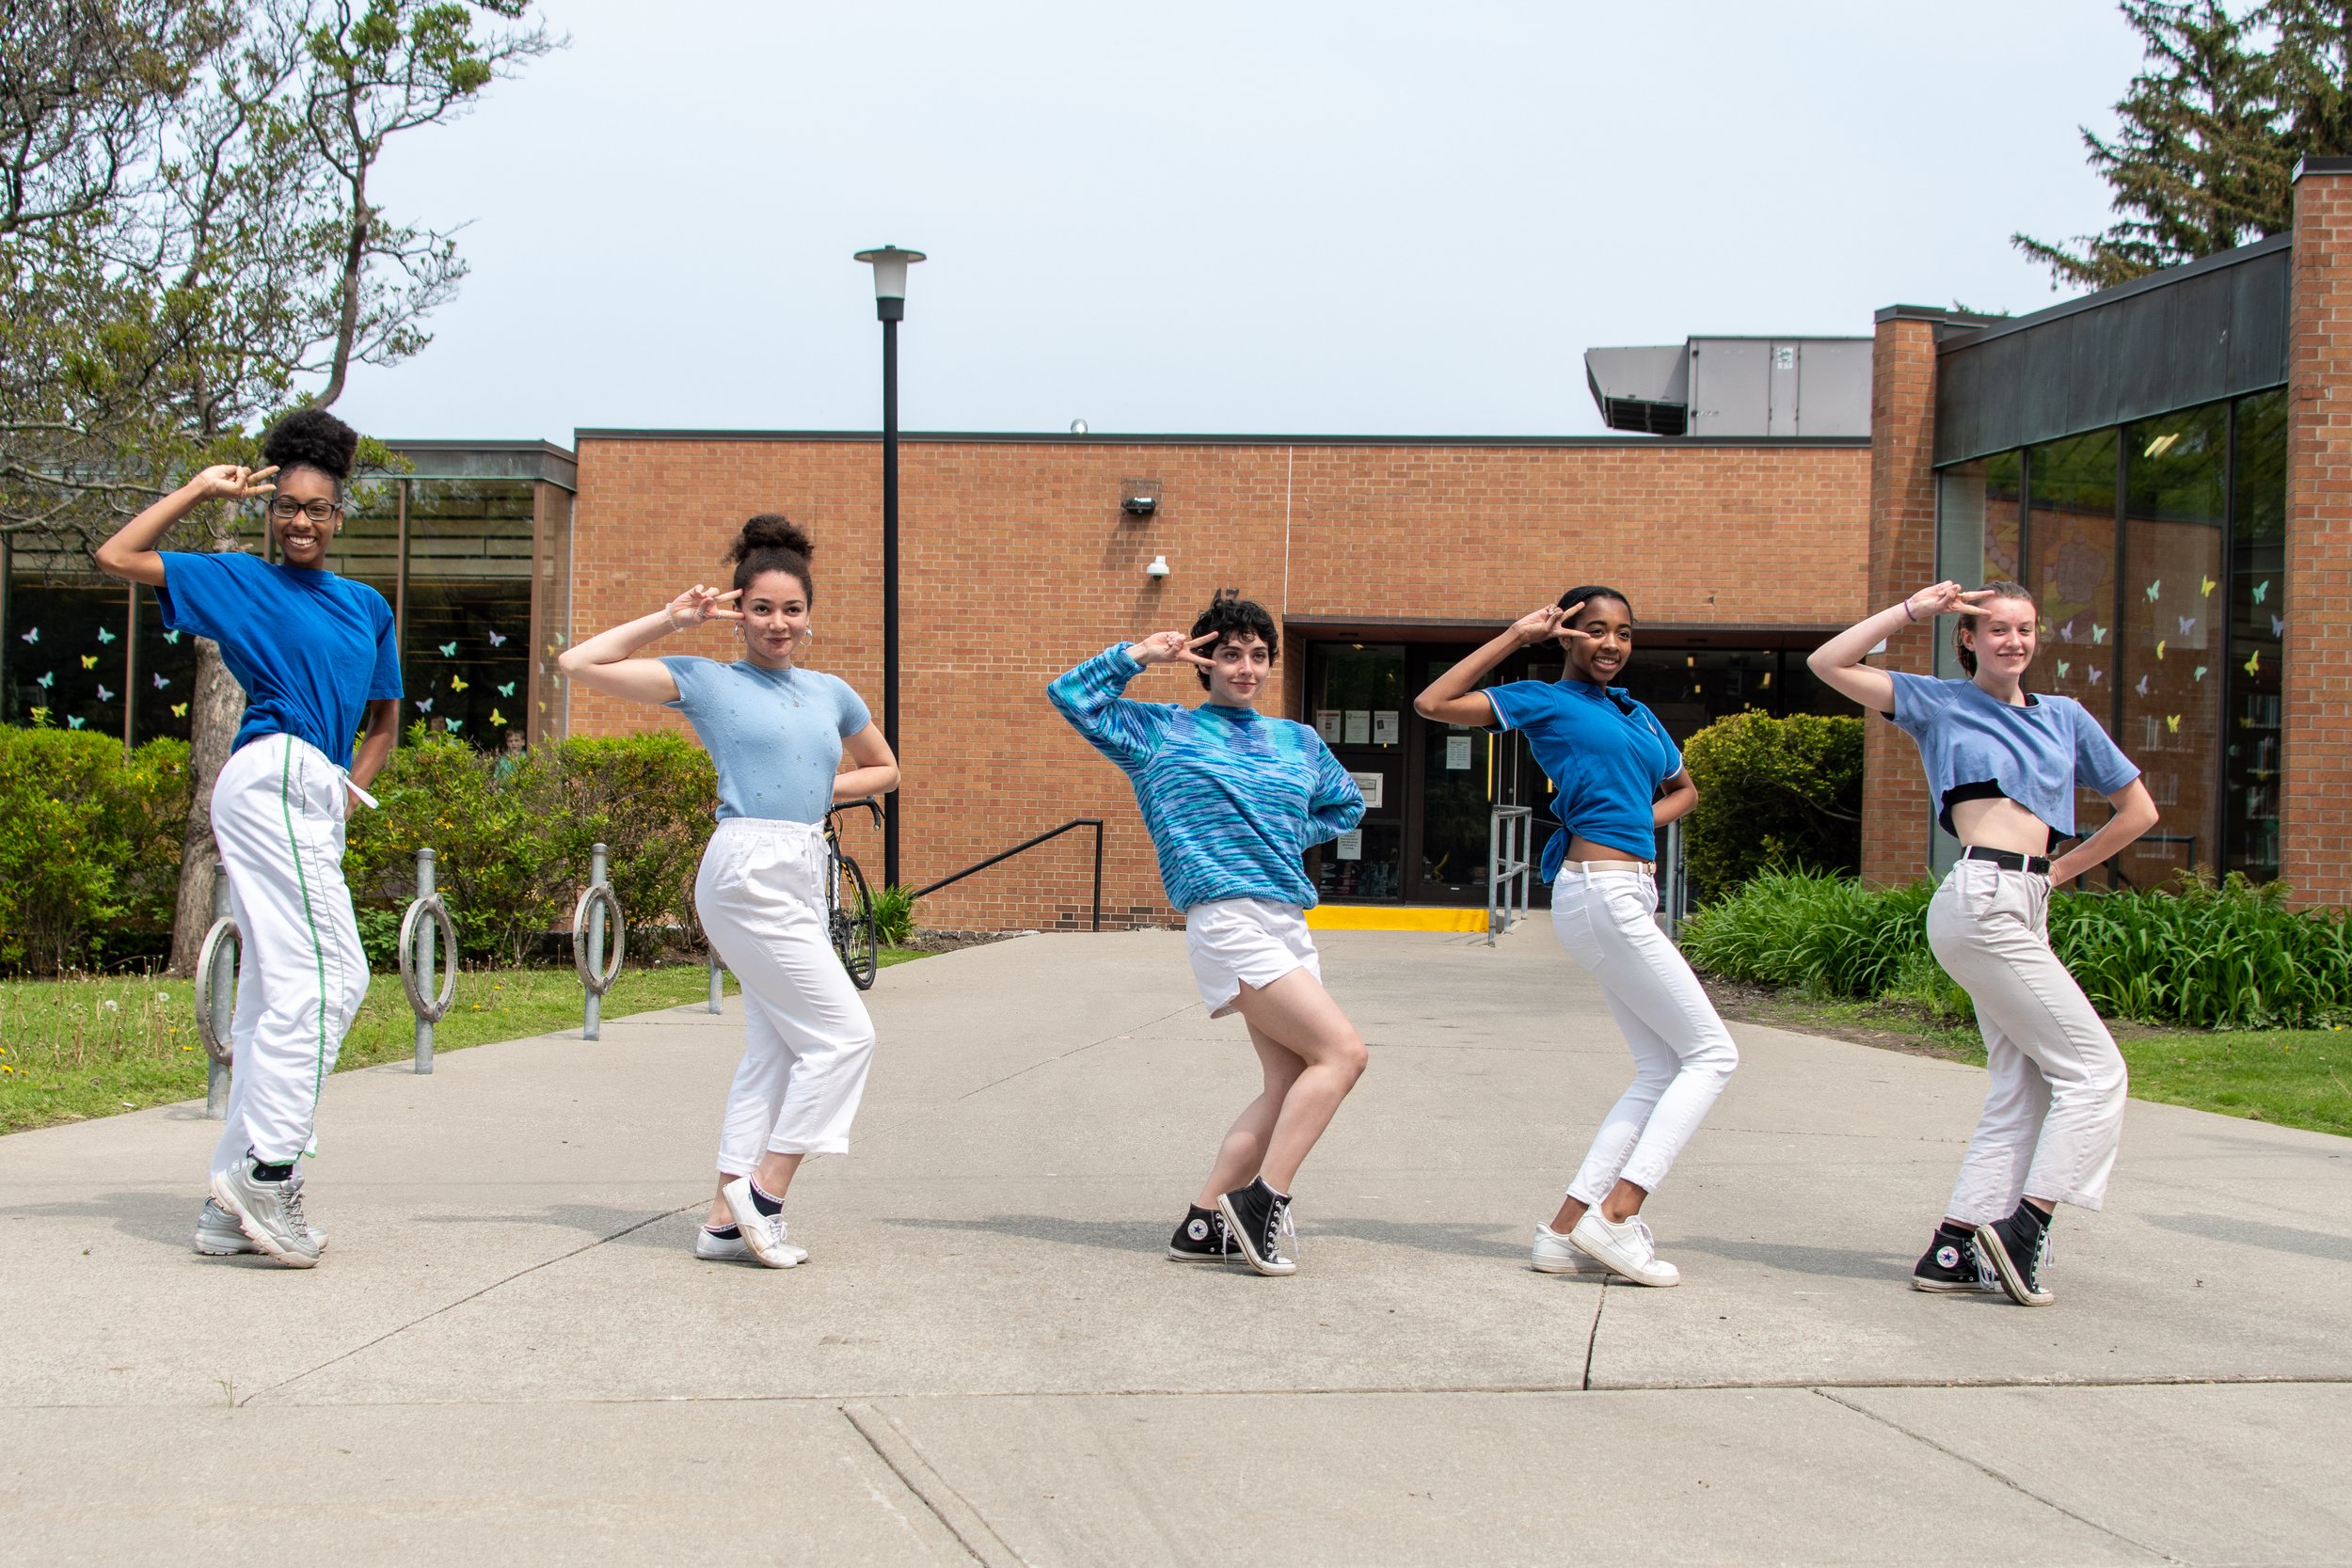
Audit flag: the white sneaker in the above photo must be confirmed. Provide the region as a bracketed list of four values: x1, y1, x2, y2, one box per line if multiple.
[1567, 1210, 1681, 1288]
[720, 1180, 804, 1269]
[1530, 1223, 1609, 1275]
[194, 1196, 326, 1257]
[694, 1224, 805, 1265]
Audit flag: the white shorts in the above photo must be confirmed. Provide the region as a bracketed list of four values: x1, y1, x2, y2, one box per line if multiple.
[1184, 897, 1320, 1018]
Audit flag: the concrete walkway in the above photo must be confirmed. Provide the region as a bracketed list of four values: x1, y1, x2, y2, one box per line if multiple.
[3, 926, 2346, 1566]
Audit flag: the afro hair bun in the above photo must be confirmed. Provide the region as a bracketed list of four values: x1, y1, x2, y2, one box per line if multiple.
[728, 513, 814, 564]
[260, 407, 359, 484]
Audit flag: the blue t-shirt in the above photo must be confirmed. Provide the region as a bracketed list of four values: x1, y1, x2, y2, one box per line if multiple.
[1048, 644, 1363, 911]
[661, 657, 872, 822]
[1486, 678, 1681, 878]
[1886, 673, 2139, 839]
[155, 550, 400, 770]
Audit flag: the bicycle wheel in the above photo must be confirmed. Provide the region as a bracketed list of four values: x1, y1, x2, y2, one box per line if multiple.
[830, 850, 881, 991]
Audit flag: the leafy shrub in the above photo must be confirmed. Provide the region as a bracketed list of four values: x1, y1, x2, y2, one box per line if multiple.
[1684, 868, 2352, 1031]
[0, 732, 190, 973]
[870, 883, 917, 946]
[1680, 712, 1863, 904]
[536, 734, 717, 948]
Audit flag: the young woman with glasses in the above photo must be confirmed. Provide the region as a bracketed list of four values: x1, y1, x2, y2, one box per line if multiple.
[95, 408, 402, 1268]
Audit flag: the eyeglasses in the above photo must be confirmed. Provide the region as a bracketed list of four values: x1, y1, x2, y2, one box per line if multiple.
[267, 498, 343, 524]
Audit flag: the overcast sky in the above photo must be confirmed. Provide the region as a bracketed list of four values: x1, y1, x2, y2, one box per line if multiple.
[336, 1, 2148, 443]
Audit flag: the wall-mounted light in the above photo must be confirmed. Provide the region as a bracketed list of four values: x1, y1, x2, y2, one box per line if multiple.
[1121, 479, 1160, 518]
[1145, 555, 1170, 579]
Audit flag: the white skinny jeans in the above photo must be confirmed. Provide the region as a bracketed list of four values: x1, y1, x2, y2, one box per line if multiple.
[208, 736, 372, 1174]
[695, 817, 877, 1171]
[1549, 864, 1740, 1204]
[1927, 860, 2128, 1221]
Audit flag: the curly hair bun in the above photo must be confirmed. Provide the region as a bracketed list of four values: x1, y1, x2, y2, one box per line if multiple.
[260, 407, 359, 483]
[729, 513, 814, 564]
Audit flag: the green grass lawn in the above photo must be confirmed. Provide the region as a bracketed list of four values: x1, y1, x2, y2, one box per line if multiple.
[1705, 984, 2352, 1139]
[0, 950, 927, 1135]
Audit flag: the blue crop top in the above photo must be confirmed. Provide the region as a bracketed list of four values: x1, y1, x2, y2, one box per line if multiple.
[1885, 672, 2138, 841]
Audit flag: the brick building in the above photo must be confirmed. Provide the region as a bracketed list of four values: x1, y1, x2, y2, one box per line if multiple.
[10, 162, 2352, 922]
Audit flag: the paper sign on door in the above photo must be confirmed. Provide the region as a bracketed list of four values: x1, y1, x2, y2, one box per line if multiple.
[1445, 735, 1473, 770]
[1348, 770, 1384, 809]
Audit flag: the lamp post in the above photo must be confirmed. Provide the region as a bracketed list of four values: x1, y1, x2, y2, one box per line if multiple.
[853, 245, 925, 888]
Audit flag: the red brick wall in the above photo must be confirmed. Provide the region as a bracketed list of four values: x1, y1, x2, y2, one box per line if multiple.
[565, 436, 1871, 927]
[1860, 313, 1941, 885]
[2283, 165, 2352, 907]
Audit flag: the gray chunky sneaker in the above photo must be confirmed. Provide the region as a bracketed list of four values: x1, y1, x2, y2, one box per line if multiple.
[209, 1155, 324, 1269]
[720, 1179, 804, 1268]
[194, 1196, 326, 1258]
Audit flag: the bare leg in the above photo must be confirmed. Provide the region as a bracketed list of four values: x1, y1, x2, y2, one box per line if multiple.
[1551, 1177, 1648, 1233]
[707, 1150, 807, 1226]
[1228, 967, 1368, 1196]
[1192, 1023, 1306, 1207]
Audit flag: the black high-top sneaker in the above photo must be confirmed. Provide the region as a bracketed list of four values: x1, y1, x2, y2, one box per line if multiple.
[1974, 1205, 2056, 1307]
[1911, 1222, 1995, 1293]
[1167, 1204, 1238, 1262]
[1216, 1177, 1297, 1276]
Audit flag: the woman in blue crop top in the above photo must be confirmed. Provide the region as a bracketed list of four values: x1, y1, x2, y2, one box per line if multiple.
[1812, 578, 2157, 1308]
[561, 515, 898, 1271]
[1418, 586, 1739, 1290]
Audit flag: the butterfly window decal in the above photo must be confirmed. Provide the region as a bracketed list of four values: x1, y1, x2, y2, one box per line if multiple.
[496, 681, 516, 697]
[488, 707, 507, 728]
[437, 641, 458, 657]
[2193, 665, 2208, 683]
[2091, 624, 2108, 644]
[2201, 575, 2217, 598]
[95, 685, 113, 703]
[35, 671, 54, 689]
[2058, 619, 2075, 642]
[17, 626, 36, 644]
[96, 626, 117, 644]
[487, 630, 507, 647]
[2272, 614, 2286, 639]
[450, 674, 469, 692]
[2135, 674, 2150, 698]
[2165, 714, 2182, 734]
[2144, 579, 2162, 602]
[170, 703, 188, 718]
[415, 698, 434, 713]
[2155, 640, 2167, 660]
[445, 718, 464, 733]
[2176, 616, 2195, 636]
[152, 673, 169, 689]
[66, 716, 85, 730]
[2252, 579, 2270, 605]
[2087, 666, 2104, 686]
[163, 629, 180, 644]
[79, 655, 98, 670]
[2245, 649, 2262, 676]
[2057, 660, 2071, 679]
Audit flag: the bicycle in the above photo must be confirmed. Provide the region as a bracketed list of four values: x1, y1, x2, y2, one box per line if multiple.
[824, 798, 882, 990]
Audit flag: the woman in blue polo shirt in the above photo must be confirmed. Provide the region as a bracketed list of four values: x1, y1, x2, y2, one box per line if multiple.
[1416, 587, 1737, 1289]
[95, 408, 403, 1269]
[1810, 579, 2156, 1308]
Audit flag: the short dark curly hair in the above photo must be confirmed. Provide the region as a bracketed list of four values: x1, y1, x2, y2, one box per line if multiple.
[260, 407, 359, 498]
[1186, 596, 1279, 689]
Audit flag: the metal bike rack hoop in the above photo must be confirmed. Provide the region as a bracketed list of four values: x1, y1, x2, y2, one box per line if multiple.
[399, 895, 460, 1022]
[572, 882, 627, 996]
[193, 914, 240, 1067]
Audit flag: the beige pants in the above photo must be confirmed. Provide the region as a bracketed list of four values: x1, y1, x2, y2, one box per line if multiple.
[1926, 860, 2128, 1222]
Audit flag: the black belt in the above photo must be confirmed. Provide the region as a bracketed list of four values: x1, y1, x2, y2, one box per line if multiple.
[1961, 846, 2051, 875]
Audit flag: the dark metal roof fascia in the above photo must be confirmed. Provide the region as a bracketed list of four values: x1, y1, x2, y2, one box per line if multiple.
[570, 428, 1869, 451]
[1931, 232, 2292, 356]
[375, 438, 579, 491]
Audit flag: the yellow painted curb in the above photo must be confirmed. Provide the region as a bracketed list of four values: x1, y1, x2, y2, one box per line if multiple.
[1305, 905, 1491, 933]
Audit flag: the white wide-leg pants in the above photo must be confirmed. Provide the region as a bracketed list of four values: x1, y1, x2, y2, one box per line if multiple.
[1927, 860, 2128, 1222]
[696, 817, 877, 1172]
[208, 735, 371, 1174]
[1549, 864, 1740, 1205]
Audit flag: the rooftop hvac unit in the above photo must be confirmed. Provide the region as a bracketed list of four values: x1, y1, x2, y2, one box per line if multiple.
[1584, 337, 1871, 437]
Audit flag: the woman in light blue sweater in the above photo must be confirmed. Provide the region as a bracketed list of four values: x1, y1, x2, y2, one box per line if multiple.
[1050, 596, 1366, 1275]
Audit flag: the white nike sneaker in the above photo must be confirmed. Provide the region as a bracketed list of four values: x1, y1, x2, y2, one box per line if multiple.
[1567, 1210, 1681, 1287]
[720, 1179, 803, 1269]
[194, 1196, 326, 1257]
[1530, 1222, 1609, 1275]
[694, 1224, 805, 1265]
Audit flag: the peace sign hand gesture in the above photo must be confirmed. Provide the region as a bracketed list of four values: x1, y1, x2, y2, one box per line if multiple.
[664, 584, 743, 631]
[1509, 602, 1569, 647]
[189, 464, 278, 503]
[1130, 629, 1218, 669]
[1904, 581, 1997, 621]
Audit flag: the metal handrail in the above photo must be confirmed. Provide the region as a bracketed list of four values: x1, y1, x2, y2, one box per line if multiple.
[1488, 805, 1534, 946]
[912, 818, 1105, 931]
[1659, 817, 1691, 939]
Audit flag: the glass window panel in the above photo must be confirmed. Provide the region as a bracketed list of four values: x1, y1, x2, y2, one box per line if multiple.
[132, 583, 199, 743]
[2225, 388, 2287, 880]
[2025, 429, 2120, 863]
[2119, 404, 2228, 887]
[1308, 643, 1405, 900]
[3, 547, 130, 736]
[404, 479, 534, 749]
[1984, 450, 2024, 583]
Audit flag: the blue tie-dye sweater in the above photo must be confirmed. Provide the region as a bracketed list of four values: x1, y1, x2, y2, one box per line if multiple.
[1048, 644, 1365, 911]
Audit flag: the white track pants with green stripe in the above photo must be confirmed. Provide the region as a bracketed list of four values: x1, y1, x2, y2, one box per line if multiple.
[208, 735, 371, 1173]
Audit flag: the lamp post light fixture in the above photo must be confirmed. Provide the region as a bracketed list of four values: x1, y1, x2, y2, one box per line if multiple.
[853, 245, 925, 889]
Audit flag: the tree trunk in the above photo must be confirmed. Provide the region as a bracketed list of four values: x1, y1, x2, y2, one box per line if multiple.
[165, 635, 246, 975]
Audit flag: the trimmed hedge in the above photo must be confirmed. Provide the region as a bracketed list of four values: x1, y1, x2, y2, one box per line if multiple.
[1684, 868, 2352, 1031]
[0, 725, 719, 974]
[1680, 711, 1862, 905]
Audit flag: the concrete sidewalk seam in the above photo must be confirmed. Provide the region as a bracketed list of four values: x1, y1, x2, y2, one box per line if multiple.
[842, 1401, 1027, 1567]
[1811, 1388, 2184, 1564]
[233, 1203, 696, 1408]
[1581, 1281, 1607, 1390]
